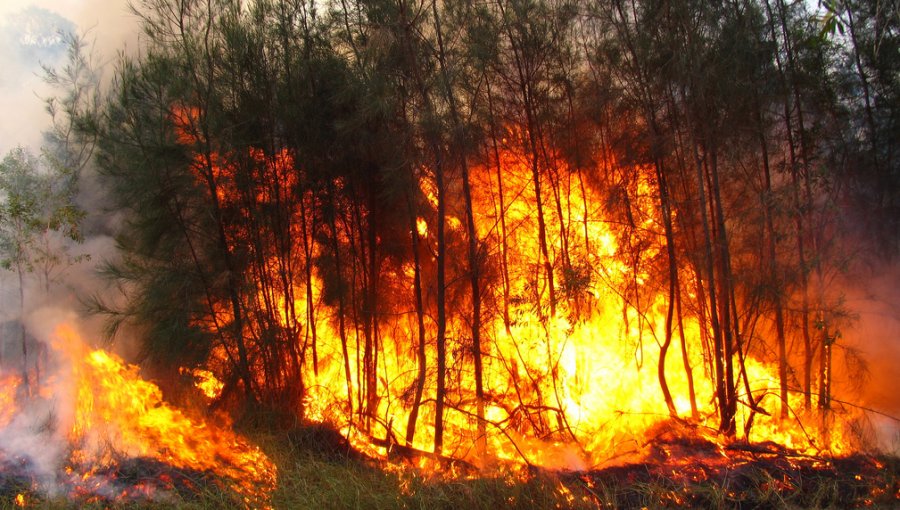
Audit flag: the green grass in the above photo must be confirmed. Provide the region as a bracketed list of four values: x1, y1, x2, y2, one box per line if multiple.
[266, 430, 593, 510]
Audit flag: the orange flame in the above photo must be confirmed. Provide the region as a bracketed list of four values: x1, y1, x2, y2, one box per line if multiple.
[181, 367, 225, 399]
[48, 324, 277, 506]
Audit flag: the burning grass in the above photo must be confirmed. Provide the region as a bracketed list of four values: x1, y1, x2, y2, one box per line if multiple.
[0, 322, 896, 509]
[0, 454, 241, 509]
[0, 323, 275, 509]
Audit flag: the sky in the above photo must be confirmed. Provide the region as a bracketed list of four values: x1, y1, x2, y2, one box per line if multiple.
[0, 0, 136, 155]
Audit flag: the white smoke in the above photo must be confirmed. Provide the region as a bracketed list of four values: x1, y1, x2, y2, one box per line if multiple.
[0, 0, 137, 156]
[836, 262, 900, 454]
[0, 308, 84, 495]
[0, 0, 137, 339]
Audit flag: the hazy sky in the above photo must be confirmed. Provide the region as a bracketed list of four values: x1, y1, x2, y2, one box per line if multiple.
[0, 0, 136, 155]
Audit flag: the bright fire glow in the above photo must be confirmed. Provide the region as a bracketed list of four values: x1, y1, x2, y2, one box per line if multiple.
[293, 146, 860, 468]
[170, 104, 862, 472]
[181, 367, 225, 399]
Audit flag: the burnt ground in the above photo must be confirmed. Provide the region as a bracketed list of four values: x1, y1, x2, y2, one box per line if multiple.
[564, 438, 900, 508]
[0, 449, 242, 507]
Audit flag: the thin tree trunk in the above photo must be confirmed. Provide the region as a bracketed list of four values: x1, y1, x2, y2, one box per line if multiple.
[752, 81, 790, 419]
[18, 265, 29, 397]
[434, 143, 448, 455]
[486, 80, 513, 334]
[654, 159, 678, 418]
[708, 143, 737, 436]
[693, 137, 730, 435]
[364, 187, 380, 427]
[328, 189, 354, 422]
[429, 0, 487, 459]
[299, 187, 318, 376]
[404, 190, 428, 447]
[818, 317, 832, 411]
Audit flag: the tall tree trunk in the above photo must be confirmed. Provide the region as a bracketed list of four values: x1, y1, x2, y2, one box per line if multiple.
[328, 189, 354, 421]
[394, 0, 450, 455]
[767, 0, 815, 408]
[430, 0, 487, 459]
[751, 80, 790, 419]
[364, 186, 380, 427]
[664, 84, 699, 419]
[654, 159, 678, 418]
[486, 80, 513, 334]
[692, 136, 731, 435]
[299, 188, 318, 376]
[434, 142, 448, 455]
[404, 190, 428, 447]
[708, 143, 737, 436]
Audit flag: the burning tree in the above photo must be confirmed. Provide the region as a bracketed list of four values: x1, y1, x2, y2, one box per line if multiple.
[87, 0, 898, 475]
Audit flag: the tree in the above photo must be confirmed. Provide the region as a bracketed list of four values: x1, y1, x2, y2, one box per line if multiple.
[0, 146, 85, 394]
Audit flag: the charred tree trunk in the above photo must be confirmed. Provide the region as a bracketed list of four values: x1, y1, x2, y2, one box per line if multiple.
[404, 189, 428, 447]
[486, 80, 513, 334]
[692, 136, 731, 435]
[654, 158, 678, 418]
[434, 144, 448, 455]
[364, 186, 380, 428]
[430, 0, 487, 459]
[328, 189, 354, 421]
[299, 189, 319, 376]
[708, 143, 737, 436]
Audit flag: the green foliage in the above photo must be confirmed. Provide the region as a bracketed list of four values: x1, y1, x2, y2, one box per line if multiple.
[0, 146, 86, 280]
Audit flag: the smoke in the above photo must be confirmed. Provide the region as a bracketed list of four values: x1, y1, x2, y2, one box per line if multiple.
[0, 0, 137, 332]
[0, 0, 137, 154]
[836, 261, 900, 454]
[0, 308, 86, 495]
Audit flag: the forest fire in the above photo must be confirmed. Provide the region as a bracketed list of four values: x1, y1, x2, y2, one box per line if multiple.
[288, 146, 863, 470]
[146, 93, 890, 504]
[0, 323, 275, 507]
[3, 0, 899, 506]
[168, 106, 870, 481]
